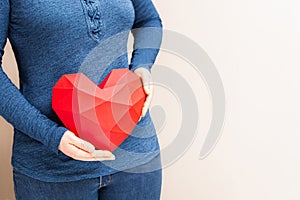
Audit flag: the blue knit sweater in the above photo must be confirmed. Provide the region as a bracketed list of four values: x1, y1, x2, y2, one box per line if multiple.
[0, 0, 162, 182]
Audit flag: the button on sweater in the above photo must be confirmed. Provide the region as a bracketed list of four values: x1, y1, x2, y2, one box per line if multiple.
[0, 0, 162, 182]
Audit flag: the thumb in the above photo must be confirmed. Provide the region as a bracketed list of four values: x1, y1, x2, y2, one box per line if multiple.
[141, 74, 153, 95]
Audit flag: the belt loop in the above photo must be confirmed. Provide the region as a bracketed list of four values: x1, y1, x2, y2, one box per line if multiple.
[99, 176, 102, 189]
[107, 174, 112, 185]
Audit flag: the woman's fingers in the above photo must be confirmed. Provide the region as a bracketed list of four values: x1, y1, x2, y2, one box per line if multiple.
[70, 134, 115, 160]
[58, 130, 115, 161]
[66, 143, 95, 161]
[133, 67, 154, 120]
[141, 74, 153, 118]
[141, 72, 153, 95]
[92, 150, 116, 161]
[141, 90, 153, 117]
[67, 143, 115, 161]
[69, 132, 95, 153]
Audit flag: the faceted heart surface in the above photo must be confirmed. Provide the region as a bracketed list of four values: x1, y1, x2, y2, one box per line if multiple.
[52, 68, 146, 151]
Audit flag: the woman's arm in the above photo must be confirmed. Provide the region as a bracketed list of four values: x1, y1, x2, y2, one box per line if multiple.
[0, 0, 114, 161]
[129, 0, 163, 72]
[130, 0, 163, 118]
[0, 0, 68, 155]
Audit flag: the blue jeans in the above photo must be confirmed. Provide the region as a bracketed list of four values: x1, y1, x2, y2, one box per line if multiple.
[13, 157, 162, 200]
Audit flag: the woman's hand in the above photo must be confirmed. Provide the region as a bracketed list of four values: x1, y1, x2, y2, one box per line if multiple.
[58, 130, 115, 161]
[134, 67, 153, 120]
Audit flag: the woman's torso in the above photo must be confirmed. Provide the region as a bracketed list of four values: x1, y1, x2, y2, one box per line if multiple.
[8, 0, 160, 182]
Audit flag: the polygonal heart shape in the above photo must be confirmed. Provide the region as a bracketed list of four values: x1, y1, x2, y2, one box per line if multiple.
[52, 68, 146, 152]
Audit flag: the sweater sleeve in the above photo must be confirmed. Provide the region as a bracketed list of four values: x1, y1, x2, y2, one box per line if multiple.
[129, 0, 163, 72]
[0, 0, 68, 155]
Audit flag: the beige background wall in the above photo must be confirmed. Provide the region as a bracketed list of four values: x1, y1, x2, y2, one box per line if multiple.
[2, 0, 300, 199]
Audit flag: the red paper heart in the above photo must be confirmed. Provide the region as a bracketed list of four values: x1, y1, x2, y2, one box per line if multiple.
[52, 68, 146, 151]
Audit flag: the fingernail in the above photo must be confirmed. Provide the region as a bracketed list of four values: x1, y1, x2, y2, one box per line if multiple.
[109, 154, 116, 160]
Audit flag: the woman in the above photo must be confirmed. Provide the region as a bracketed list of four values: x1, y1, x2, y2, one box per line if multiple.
[0, 0, 163, 199]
